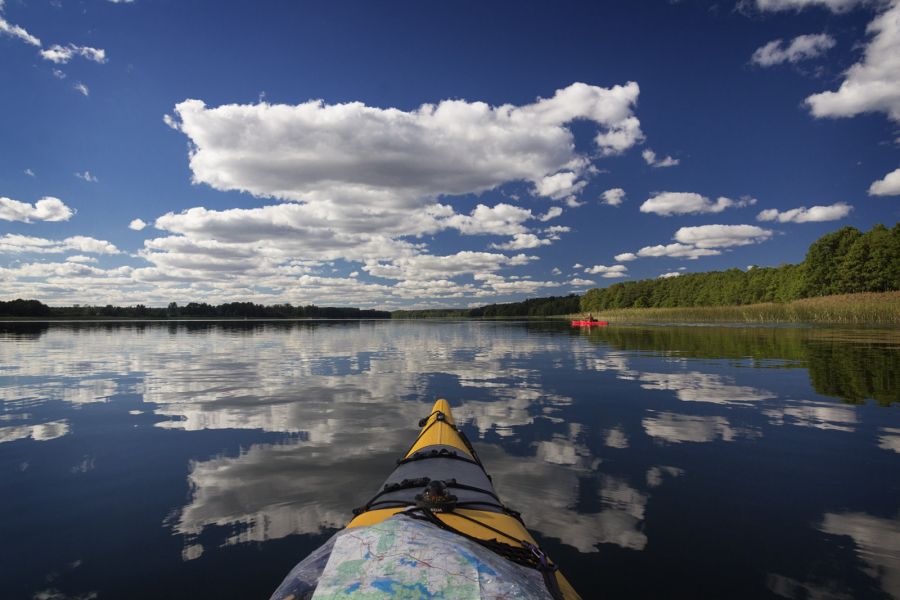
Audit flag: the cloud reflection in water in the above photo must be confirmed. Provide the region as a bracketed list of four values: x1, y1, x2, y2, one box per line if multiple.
[1, 321, 897, 599]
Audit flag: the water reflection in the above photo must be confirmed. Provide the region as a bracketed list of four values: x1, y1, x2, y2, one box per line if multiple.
[174, 439, 397, 550]
[642, 411, 758, 444]
[763, 400, 859, 432]
[577, 324, 900, 406]
[0, 419, 69, 443]
[638, 371, 775, 405]
[880, 428, 900, 453]
[0, 321, 898, 599]
[645, 465, 683, 488]
[820, 511, 900, 599]
[603, 425, 629, 449]
[766, 573, 852, 600]
[477, 444, 651, 553]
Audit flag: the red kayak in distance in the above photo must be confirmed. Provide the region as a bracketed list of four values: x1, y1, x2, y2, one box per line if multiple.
[571, 320, 609, 326]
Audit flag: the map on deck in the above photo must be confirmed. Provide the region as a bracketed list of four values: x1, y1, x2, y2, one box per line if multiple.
[311, 514, 550, 599]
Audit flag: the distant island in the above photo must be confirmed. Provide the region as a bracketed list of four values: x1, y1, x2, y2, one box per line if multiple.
[2, 223, 898, 325]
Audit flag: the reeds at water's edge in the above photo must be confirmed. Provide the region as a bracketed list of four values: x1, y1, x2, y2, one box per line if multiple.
[568, 291, 900, 325]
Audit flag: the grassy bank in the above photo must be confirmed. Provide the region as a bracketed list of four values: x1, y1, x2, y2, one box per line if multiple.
[570, 291, 900, 325]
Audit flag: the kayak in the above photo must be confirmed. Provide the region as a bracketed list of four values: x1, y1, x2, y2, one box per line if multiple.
[571, 320, 608, 326]
[270, 398, 582, 600]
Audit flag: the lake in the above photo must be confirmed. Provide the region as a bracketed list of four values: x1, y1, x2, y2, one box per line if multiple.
[1, 321, 898, 599]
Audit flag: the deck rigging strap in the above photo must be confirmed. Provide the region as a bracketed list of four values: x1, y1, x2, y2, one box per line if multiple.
[397, 447, 483, 468]
[352, 477, 513, 516]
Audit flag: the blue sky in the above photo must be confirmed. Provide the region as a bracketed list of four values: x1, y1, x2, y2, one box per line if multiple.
[1, 0, 898, 308]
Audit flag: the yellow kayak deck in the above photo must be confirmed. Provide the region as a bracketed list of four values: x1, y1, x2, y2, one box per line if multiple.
[347, 398, 582, 600]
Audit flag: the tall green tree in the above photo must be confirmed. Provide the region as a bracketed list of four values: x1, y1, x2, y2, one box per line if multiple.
[803, 226, 862, 296]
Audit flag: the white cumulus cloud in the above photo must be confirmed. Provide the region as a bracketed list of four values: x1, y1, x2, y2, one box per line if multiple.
[364, 251, 533, 282]
[869, 167, 900, 195]
[601, 188, 626, 206]
[658, 271, 682, 278]
[752, 0, 869, 11]
[444, 203, 534, 236]
[567, 278, 596, 286]
[73, 82, 89, 96]
[0, 196, 74, 222]
[642, 149, 680, 168]
[535, 171, 587, 201]
[66, 255, 98, 264]
[490, 233, 552, 250]
[674, 224, 774, 248]
[806, 1, 900, 123]
[538, 206, 564, 222]
[618, 224, 773, 263]
[40, 43, 107, 64]
[129, 218, 147, 231]
[756, 202, 852, 222]
[167, 82, 642, 210]
[584, 264, 629, 278]
[0, 234, 120, 255]
[138, 83, 648, 304]
[635, 243, 722, 260]
[751, 34, 836, 66]
[640, 192, 756, 216]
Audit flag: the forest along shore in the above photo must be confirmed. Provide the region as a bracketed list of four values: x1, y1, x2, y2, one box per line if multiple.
[2, 292, 898, 325]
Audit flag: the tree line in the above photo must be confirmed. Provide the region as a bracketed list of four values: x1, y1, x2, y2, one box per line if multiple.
[391, 294, 581, 319]
[0, 300, 390, 319]
[581, 223, 899, 312]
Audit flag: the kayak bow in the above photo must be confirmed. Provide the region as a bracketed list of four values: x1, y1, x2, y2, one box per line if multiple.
[346, 398, 582, 599]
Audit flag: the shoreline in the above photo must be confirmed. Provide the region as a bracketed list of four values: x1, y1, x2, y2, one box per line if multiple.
[566, 291, 900, 326]
[0, 317, 393, 323]
[3, 292, 899, 326]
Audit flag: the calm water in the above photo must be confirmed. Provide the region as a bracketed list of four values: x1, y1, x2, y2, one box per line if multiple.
[1, 321, 898, 599]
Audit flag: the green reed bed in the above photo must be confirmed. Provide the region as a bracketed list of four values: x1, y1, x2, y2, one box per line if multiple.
[570, 291, 900, 325]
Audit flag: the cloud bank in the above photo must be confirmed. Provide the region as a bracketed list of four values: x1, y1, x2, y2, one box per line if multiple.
[100, 83, 646, 304]
[167, 82, 643, 209]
